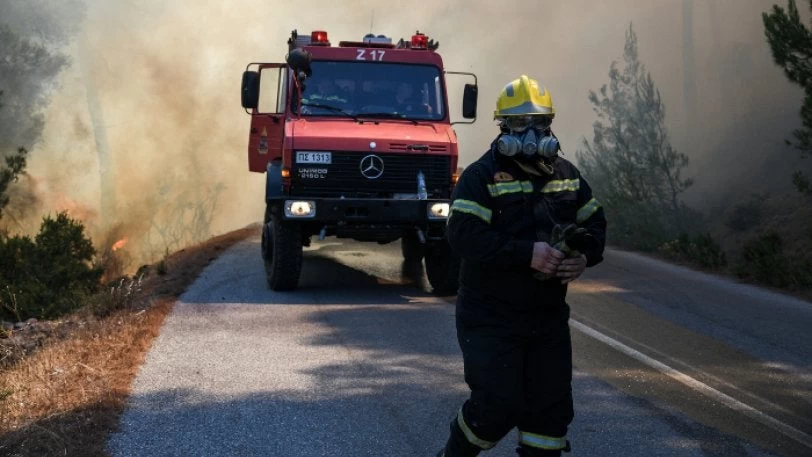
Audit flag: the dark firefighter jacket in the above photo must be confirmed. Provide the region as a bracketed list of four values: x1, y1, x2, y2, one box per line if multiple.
[448, 146, 607, 321]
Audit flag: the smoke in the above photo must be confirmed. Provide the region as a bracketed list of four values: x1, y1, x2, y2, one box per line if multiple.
[14, 0, 803, 264]
[0, 0, 86, 231]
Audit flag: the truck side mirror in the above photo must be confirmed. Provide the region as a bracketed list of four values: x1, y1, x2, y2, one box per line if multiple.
[241, 71, 260, 109]
[462, 84, 478, 119]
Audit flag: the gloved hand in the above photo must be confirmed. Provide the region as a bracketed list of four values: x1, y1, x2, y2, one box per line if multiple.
[530, 241, 566, 276]
[534, 224, 588, 281]
[555, 254, 587, 284]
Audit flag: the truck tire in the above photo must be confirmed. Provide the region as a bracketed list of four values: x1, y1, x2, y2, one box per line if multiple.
[425, 240, 460, 296]
[262, 213, 303, 291]
[401, 232, 424, 262]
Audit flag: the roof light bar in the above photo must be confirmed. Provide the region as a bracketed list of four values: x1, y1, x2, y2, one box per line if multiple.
[310, 30, 330, 46]
[363, 33, 393, 44]
[411, 32, 428, 49]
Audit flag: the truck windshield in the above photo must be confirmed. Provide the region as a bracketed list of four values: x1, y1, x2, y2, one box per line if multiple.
[300, 61, 445, 121]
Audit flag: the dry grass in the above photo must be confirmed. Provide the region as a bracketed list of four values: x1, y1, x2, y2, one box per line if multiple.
[0, 225, 259, 456]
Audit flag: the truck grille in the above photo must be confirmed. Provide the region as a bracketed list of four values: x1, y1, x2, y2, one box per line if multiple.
[290, 152, 451, 198]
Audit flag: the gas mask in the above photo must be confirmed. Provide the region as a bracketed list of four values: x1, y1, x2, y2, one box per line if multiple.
[496, 115, 560, 159]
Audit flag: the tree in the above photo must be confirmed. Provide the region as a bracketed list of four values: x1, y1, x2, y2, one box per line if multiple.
[0, 0, 84, 148]
[0, 147, 27, 222]
[0, 91, 28, 222]
[0, 0, 84, 225]
[576, 24, 694, 250]
[0, 23, 68, 150]
[763, 0, 812, 195]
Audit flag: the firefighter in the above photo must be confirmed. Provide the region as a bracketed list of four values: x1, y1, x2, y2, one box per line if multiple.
[436, 75, 607, 457]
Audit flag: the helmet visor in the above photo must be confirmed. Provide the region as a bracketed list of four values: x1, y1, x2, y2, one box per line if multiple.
[503, 115, 553, 132]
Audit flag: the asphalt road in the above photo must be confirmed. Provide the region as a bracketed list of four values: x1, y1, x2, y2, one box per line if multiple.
[108, 238, 812, 457]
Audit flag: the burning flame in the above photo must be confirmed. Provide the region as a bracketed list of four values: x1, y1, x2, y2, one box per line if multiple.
[111, 237, 129, 252]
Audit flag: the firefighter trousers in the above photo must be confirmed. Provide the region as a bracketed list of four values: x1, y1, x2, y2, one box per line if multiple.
[443, 305, 573, 456]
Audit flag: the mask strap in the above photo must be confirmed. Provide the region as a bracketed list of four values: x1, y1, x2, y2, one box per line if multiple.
[551, 130, 563, 154]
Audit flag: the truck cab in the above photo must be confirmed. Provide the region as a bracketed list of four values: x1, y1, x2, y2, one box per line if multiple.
[241, 30, 477, 293]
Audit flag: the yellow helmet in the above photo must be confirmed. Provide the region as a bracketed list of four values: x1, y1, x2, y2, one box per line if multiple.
[494, 75, 555, 118]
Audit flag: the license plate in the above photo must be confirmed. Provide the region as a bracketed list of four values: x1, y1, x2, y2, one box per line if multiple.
[296, 151, 332, 164]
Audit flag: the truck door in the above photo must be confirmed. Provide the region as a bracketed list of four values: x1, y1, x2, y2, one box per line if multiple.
[244, 63, 287, 172]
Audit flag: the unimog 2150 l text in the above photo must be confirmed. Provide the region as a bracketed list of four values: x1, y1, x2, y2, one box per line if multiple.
[240, 30, 478, 294]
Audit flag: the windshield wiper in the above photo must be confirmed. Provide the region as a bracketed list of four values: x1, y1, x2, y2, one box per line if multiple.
[300, 102, 359, 121]
[358, 112, 419, 125]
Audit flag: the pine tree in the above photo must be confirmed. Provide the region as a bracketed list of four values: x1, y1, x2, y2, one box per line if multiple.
[576, 24, 693, 250]
[0, 91, 28, 221]
[763, 0, 812, 195]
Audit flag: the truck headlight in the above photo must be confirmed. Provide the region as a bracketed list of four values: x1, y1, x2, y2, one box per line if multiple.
[284, 200, 316, 218]
[428, 202, 450, 219]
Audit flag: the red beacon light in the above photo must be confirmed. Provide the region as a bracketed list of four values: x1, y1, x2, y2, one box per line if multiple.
[311, 30, 330, 46]
[411, 32, 428, 49]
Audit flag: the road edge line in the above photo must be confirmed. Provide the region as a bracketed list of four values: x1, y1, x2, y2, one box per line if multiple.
[570, 319, 812, 449]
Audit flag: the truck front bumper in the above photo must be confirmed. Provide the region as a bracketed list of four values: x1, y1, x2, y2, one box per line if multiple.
[270, 197, 450, 223]
[267, 197, 450, 243]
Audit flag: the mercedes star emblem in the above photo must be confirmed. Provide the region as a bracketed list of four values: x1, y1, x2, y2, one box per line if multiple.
[359, 154, 384, 179]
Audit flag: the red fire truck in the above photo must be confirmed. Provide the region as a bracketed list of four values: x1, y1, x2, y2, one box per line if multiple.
[240, 30, 478, 293]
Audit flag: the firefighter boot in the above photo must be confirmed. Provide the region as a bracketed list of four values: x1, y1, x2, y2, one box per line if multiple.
[436, 419, 482, 457]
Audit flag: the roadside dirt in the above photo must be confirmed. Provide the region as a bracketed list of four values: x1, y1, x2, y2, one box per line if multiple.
[0, 225, 260, 457]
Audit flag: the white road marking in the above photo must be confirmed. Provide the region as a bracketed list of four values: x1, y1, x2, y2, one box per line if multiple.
[570, 319, 812, 450]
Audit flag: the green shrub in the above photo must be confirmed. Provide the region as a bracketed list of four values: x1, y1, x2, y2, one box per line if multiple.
[0, 212, 102, 320]
[600, 197, 708, 254]
[605, 201, 676, 252]
[658, 233, 727, 269]
[735, 231, 812, 288]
